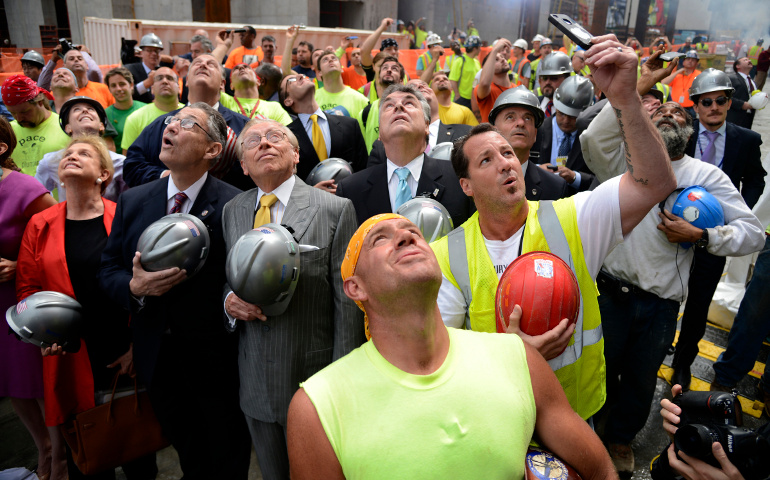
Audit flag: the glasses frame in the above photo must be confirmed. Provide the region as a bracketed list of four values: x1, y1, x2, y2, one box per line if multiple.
[282, 74, 306, 102]
[164, 115, 215, 141]
[699, 96, 729, 107]
[240, 130, 288, 150]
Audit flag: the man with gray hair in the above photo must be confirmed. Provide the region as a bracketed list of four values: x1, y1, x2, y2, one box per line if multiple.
[337, 83, 474, 227]
[222, 117, 363, 479]
[100, 102, 251, 479]
[124, 54, 252, 190]
[581, 98, 764, 473]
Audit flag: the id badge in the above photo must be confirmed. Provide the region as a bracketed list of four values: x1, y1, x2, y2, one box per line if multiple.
[679, 95, 684, 103]
[556, 156, 567, 167]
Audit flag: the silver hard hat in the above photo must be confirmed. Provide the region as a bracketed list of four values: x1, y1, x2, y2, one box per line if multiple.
[21, 50, 45, 68]
[426, 33, 442, 46]
[430, 142, 454, 161]
[513, 39, 528, 50]
[685, 49, 699, 59]
[6, 292, 83, 353]
[553, 75, 595, 117]
[139, 33, 163, 49]
[689, 68, 734, 102]
[305, 158, 353, 185]
[396, 197, 454, 243]
[136, 213, 210, 277]
[538, 52, 572, 76]
[226, 223, 301, 316]
[488, 85, 545, 128]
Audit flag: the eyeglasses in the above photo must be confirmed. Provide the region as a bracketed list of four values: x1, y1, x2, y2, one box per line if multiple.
[164, 115, 215, 140]
[283, 74, 306, 100]
[240, 130, 287, 150]
[699, 96, 729, 107]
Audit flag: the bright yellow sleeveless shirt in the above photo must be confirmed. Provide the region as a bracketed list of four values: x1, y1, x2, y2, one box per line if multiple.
[301, 327, 536, 479]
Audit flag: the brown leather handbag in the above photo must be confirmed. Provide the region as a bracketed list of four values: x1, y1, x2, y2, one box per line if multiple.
[60, 373, 169, 475]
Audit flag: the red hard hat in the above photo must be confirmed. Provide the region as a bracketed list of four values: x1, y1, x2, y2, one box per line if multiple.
[495, 251, 580, 337]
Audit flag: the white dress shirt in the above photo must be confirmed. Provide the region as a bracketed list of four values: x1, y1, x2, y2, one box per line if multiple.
[166, 172, 208, 214]
[386, 154, 424, 212]
[427, 119, 440, 152]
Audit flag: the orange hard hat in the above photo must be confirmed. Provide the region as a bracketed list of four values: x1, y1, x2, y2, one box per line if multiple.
[495, 251, 580, 337]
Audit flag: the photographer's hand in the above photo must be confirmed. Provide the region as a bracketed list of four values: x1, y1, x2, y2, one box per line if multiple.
[667, 443, 745, 480]
[660, 383, 683, 438]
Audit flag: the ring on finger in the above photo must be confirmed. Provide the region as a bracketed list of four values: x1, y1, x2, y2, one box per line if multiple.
[617, 46, 623, 52]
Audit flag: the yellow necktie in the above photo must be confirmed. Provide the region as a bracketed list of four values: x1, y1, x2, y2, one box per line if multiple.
[254, 194, 278, 228]
[310, 114, 328, 161]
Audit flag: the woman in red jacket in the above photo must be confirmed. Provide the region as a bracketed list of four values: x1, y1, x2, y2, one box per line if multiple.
[16, 135, 155, 480]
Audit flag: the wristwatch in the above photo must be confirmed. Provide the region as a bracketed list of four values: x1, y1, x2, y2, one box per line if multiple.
[694, 229, 709, 248]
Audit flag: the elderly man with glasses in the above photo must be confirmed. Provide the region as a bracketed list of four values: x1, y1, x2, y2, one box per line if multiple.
[221, 117, 364, 480]
[99, 102, 252, 479]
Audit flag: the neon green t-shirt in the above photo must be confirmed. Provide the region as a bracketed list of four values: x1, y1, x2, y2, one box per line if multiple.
[448, 54, 481, 100]
[302, 327, 535, 480]
[220, 93, 291, 125]
[315, 86, 370, 118]
[11, 113, 71, 176]
[106, 101, 145, 153]
[121, 103, 183, 151]
[415, 27, 428, 49]
[438, 102, 478, 126]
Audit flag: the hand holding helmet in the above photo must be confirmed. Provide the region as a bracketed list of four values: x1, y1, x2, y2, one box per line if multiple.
[748, 90, 769, 110]
[501, 304, 576, 360]
[6, 291, 84, 353]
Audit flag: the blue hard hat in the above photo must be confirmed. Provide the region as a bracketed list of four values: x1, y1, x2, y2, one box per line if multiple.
[670, 186, 724, 249]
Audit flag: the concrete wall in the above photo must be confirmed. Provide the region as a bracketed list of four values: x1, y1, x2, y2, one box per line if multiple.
[66, 0, 115, 44]
[6, 0, 47, 48]
[230, 0, 395, 30]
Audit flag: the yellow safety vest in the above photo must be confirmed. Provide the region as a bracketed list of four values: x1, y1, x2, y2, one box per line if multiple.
[418, 51, 443, 72]
[431, 199, 606, 420]
[748, 45, 762, 65]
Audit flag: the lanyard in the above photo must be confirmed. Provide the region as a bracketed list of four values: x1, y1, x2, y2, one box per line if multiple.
[234, 96, 259, 119]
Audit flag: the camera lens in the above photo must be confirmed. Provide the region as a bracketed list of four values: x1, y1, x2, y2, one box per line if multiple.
[675, 424, 720, 458]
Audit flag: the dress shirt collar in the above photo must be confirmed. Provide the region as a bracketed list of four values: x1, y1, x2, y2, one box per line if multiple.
[698, 120, 727, 136]
[167, 172, 208, 213]
[254, 175, 296, 210]
[299, 108, 327, 124]
[386, 154, 424, 183]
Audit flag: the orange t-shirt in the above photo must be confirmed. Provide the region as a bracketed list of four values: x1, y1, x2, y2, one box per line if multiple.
[475, 82, 515, 123]
[341, 65, 367, 91]
[78, 81, 114, 109]
[225, 46, 261, 69]
[669, 69, 701, 108]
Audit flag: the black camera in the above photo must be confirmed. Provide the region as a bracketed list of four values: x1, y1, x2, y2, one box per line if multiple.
[59, 38, 75, 56]
[651, 391, 770, 479]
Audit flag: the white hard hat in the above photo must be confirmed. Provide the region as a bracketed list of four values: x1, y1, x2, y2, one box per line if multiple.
[513, 39, 528, 50]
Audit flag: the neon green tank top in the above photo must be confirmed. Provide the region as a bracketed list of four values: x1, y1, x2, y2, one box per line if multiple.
[302, 327, 536, 479]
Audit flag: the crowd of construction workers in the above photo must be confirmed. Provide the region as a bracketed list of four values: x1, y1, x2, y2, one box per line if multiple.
[1, 14, 768, 480]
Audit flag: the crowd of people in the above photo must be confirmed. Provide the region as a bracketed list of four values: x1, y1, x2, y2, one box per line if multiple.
[1, 16, 768, 480]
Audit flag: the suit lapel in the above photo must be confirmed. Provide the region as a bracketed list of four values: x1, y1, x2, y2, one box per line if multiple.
[143, 177, 171, 227]
[327, 115, 345, 156]
[189, 175, 217, 227]
[417, 156, 446, 200]
[722, 123, 738, 175]
[281, 178, 319, 241]
[364, 165, 393, 215]
[289, 119, 320, 164]
[524, 162, 542, 200]
[685, 123, 699, 157]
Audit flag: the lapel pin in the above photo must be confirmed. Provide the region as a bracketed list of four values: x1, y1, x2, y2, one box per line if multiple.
[433, 188, 439, 197]
[531, 189, 537, 195]
[201, 210, 209, 217]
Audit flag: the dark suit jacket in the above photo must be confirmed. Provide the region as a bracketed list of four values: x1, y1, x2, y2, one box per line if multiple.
[533, 117, 597, 193]
[125, 62, 153, 104]
[523, 159, 569, 201]
[99, 175, 242, 385]
[336, 154, 475, 227]
[287, 114, 368, 181]
[366, 122, 472, 168]
[222, 178, 364, 424]
[685, 121, 765, 209]
[726, 73, 755, 129]
[123, 104, 253, 191]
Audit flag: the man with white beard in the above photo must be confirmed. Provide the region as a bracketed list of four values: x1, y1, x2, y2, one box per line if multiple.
[580, 100, 765, 474]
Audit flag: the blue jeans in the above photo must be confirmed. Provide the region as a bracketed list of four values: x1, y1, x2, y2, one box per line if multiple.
[713, 235, 770, 392]
[599, 283, 680, 444]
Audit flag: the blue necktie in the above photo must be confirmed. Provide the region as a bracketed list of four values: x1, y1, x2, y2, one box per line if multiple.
[394, 167, 412, 210]
[700, 130, 720, 165]
[557, 132, 572, 157]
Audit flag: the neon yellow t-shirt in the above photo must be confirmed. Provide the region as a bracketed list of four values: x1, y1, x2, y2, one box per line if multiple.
[121, 103, 183, 151]
[302, 327, 535, 480]
[11, 113, 71, 176]
[220, 93, 291, 125]
[315, 86, 370, 118]
[448, 54, 481, 100]
[438, 102, 478, 126]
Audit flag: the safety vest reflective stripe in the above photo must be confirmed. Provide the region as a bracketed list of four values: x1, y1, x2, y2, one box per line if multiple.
[447, 227, 472, 330]
[748, 46, 761, 65]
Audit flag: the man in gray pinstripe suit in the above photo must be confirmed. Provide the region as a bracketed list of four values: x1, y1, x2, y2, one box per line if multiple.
[222, 118, 365, 480]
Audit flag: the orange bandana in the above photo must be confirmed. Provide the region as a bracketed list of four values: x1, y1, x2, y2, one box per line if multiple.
[341, 213, 406, 340]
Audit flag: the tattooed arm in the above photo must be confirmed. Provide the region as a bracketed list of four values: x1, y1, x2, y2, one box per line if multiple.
[584, 34, 676, 236]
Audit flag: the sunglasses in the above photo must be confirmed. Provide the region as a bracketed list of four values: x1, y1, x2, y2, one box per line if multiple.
[699, 96, 729, 107]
